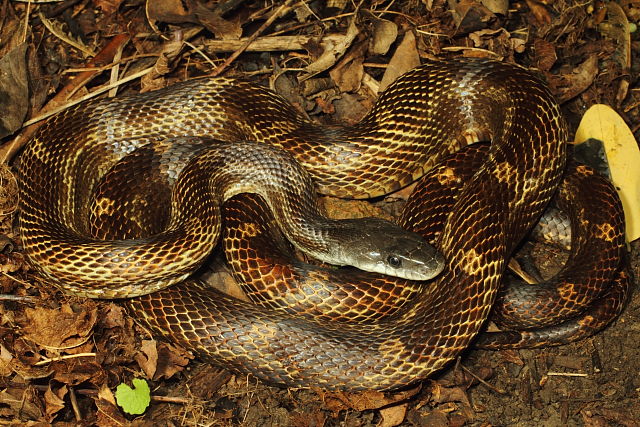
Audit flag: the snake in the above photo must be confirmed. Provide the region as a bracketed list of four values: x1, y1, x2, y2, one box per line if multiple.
[17, 58, 630, 390]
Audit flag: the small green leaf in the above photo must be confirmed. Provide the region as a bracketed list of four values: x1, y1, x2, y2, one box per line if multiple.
[115, 378, 151, 415]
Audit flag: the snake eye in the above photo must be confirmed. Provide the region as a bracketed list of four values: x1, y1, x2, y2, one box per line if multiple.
[387, 255, 402, 268]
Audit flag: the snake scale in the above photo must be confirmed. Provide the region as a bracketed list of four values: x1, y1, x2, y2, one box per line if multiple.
[18, 58, 630, 390]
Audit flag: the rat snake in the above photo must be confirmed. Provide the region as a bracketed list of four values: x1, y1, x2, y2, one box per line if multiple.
[18, 58, 630, 390]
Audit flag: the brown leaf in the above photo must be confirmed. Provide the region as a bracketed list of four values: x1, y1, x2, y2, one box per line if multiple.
[524, 0, 552, 24]
[94, 386, 127, 427]
[533, 38, 557, 71]
[0, 388, 43, 420]
[553, 55, 599, 102]
[134, 339, 158, 379]
[452, 0, 496, 34]
[370, 18, 398, 55]
[146, 0, 241, 40]
[303, 18, 360, 78]
[100, 303, 127, 329]
[22, 302, 97, 350]
[154, 342, 191, 380]
[0, 43, 29, 138]
[379, 31, 420, 92]
[52, 360, 106, 387]
[93, 0, 125, 15]
[379, 402, 409, 427]
[321, 385, 420, 414]
[329, 41, 367, 93]
[44, 384, 67, 422]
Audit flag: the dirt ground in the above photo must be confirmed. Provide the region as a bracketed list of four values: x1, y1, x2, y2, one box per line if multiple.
[0, 0, 638, 425]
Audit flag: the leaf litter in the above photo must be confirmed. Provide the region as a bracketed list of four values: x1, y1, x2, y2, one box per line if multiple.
[0, 0, 638, 425]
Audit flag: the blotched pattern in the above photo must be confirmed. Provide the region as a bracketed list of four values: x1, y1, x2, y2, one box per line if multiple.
[18, 58, 629, 390]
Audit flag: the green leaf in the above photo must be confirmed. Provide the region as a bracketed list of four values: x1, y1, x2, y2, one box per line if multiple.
[115, 378, 151, 415]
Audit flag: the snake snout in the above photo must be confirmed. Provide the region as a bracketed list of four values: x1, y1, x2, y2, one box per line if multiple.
[343, 218, 445, 281]
[379, 239, 446, 281]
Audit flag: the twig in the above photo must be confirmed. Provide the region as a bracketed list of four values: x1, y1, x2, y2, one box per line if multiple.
[22, 66, 153, 127]
[212, 0, 295, 76]
[69, 387, 82, 421]
[0, 293, 36, 303]
[35, 352, 97, 366]
[460, 364, 507, 395]
[0, 34, 130, 164]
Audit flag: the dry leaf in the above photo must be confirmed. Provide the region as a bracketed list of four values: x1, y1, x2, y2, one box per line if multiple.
[574, 104, 640, 242]
[451, 0, 496, 34]
[533, 38, 557, 71]
[0, 389, 42, 420]
[525, 0, 552, 24]
[303, 18, 360, 79]
[53, 360, 106, 387]
[598, 3, 631, 70]
[370, 18, 398, 55]
[135, 339, 158, 379]
[93, 0, 125, 15]
[481, 0, 508, 14]
[146, 0, 241, 40]
[379, 31, 420, 92]
[22, 302, 97, 350]
[329, 41, 367, 93]
[379, 402, 409, 427]
[554, 55, 599, 102]
[154, 342, 191, 380]
[44, 384, 67, 421]
[322, 385, 421, 414]
[0, 43, 28, 138]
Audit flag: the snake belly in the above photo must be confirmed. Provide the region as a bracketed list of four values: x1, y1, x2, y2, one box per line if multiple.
[22, 58, 575, 390]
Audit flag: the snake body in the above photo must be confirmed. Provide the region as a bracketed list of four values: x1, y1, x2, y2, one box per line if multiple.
[18, 58, 629, 390]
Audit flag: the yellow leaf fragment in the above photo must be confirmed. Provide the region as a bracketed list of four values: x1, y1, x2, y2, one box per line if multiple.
[574, 104, 640, 242]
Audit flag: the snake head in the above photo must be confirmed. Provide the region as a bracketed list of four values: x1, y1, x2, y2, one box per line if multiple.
[336, 217, 445, 281]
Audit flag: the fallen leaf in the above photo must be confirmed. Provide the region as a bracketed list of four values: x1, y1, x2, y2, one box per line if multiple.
[370, 18, 398, 55]
[379, 402, 409, 426]
[154, 342, 191, 380]
[451, 0, 496, 34]
[329, 40, 367, 92]
[379, 31, 421, 92]
[481, 0, 508, 14]
[321, 385, 420, 414]
[0, 43, 29, 138]
[21, 302, 97, 350]
[598, 2, 631, 70]
[135, 339, 158, 379]
[574, 104, 640, 242]
[93, 0, 125, 15]
[303, 18, 360, 79]
[44, 384, 67, 422]
[525, 0, 552, 24]
[146, 0, 241, 40]
[554, 55, 599, 102]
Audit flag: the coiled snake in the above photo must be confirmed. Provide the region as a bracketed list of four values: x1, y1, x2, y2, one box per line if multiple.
[18, 58, 630, 390]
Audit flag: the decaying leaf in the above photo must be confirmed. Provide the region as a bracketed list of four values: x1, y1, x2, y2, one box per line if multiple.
[321, 385, 421, 416]
[21, 302, 97, 350]
[574, 104, 640, 242]
[554, 55, 599, 102]
[44, 384, 67, 422]
[0, 43, 28, 139]
[450, 0, 496, 34]
[302, 17, 360, 79]
[598, 2, 631, 70]
[135, 339, 158, 379]
[146, 0, 241, 40]
[379, 31, 420, 92]
[370, 18, 398, 55]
